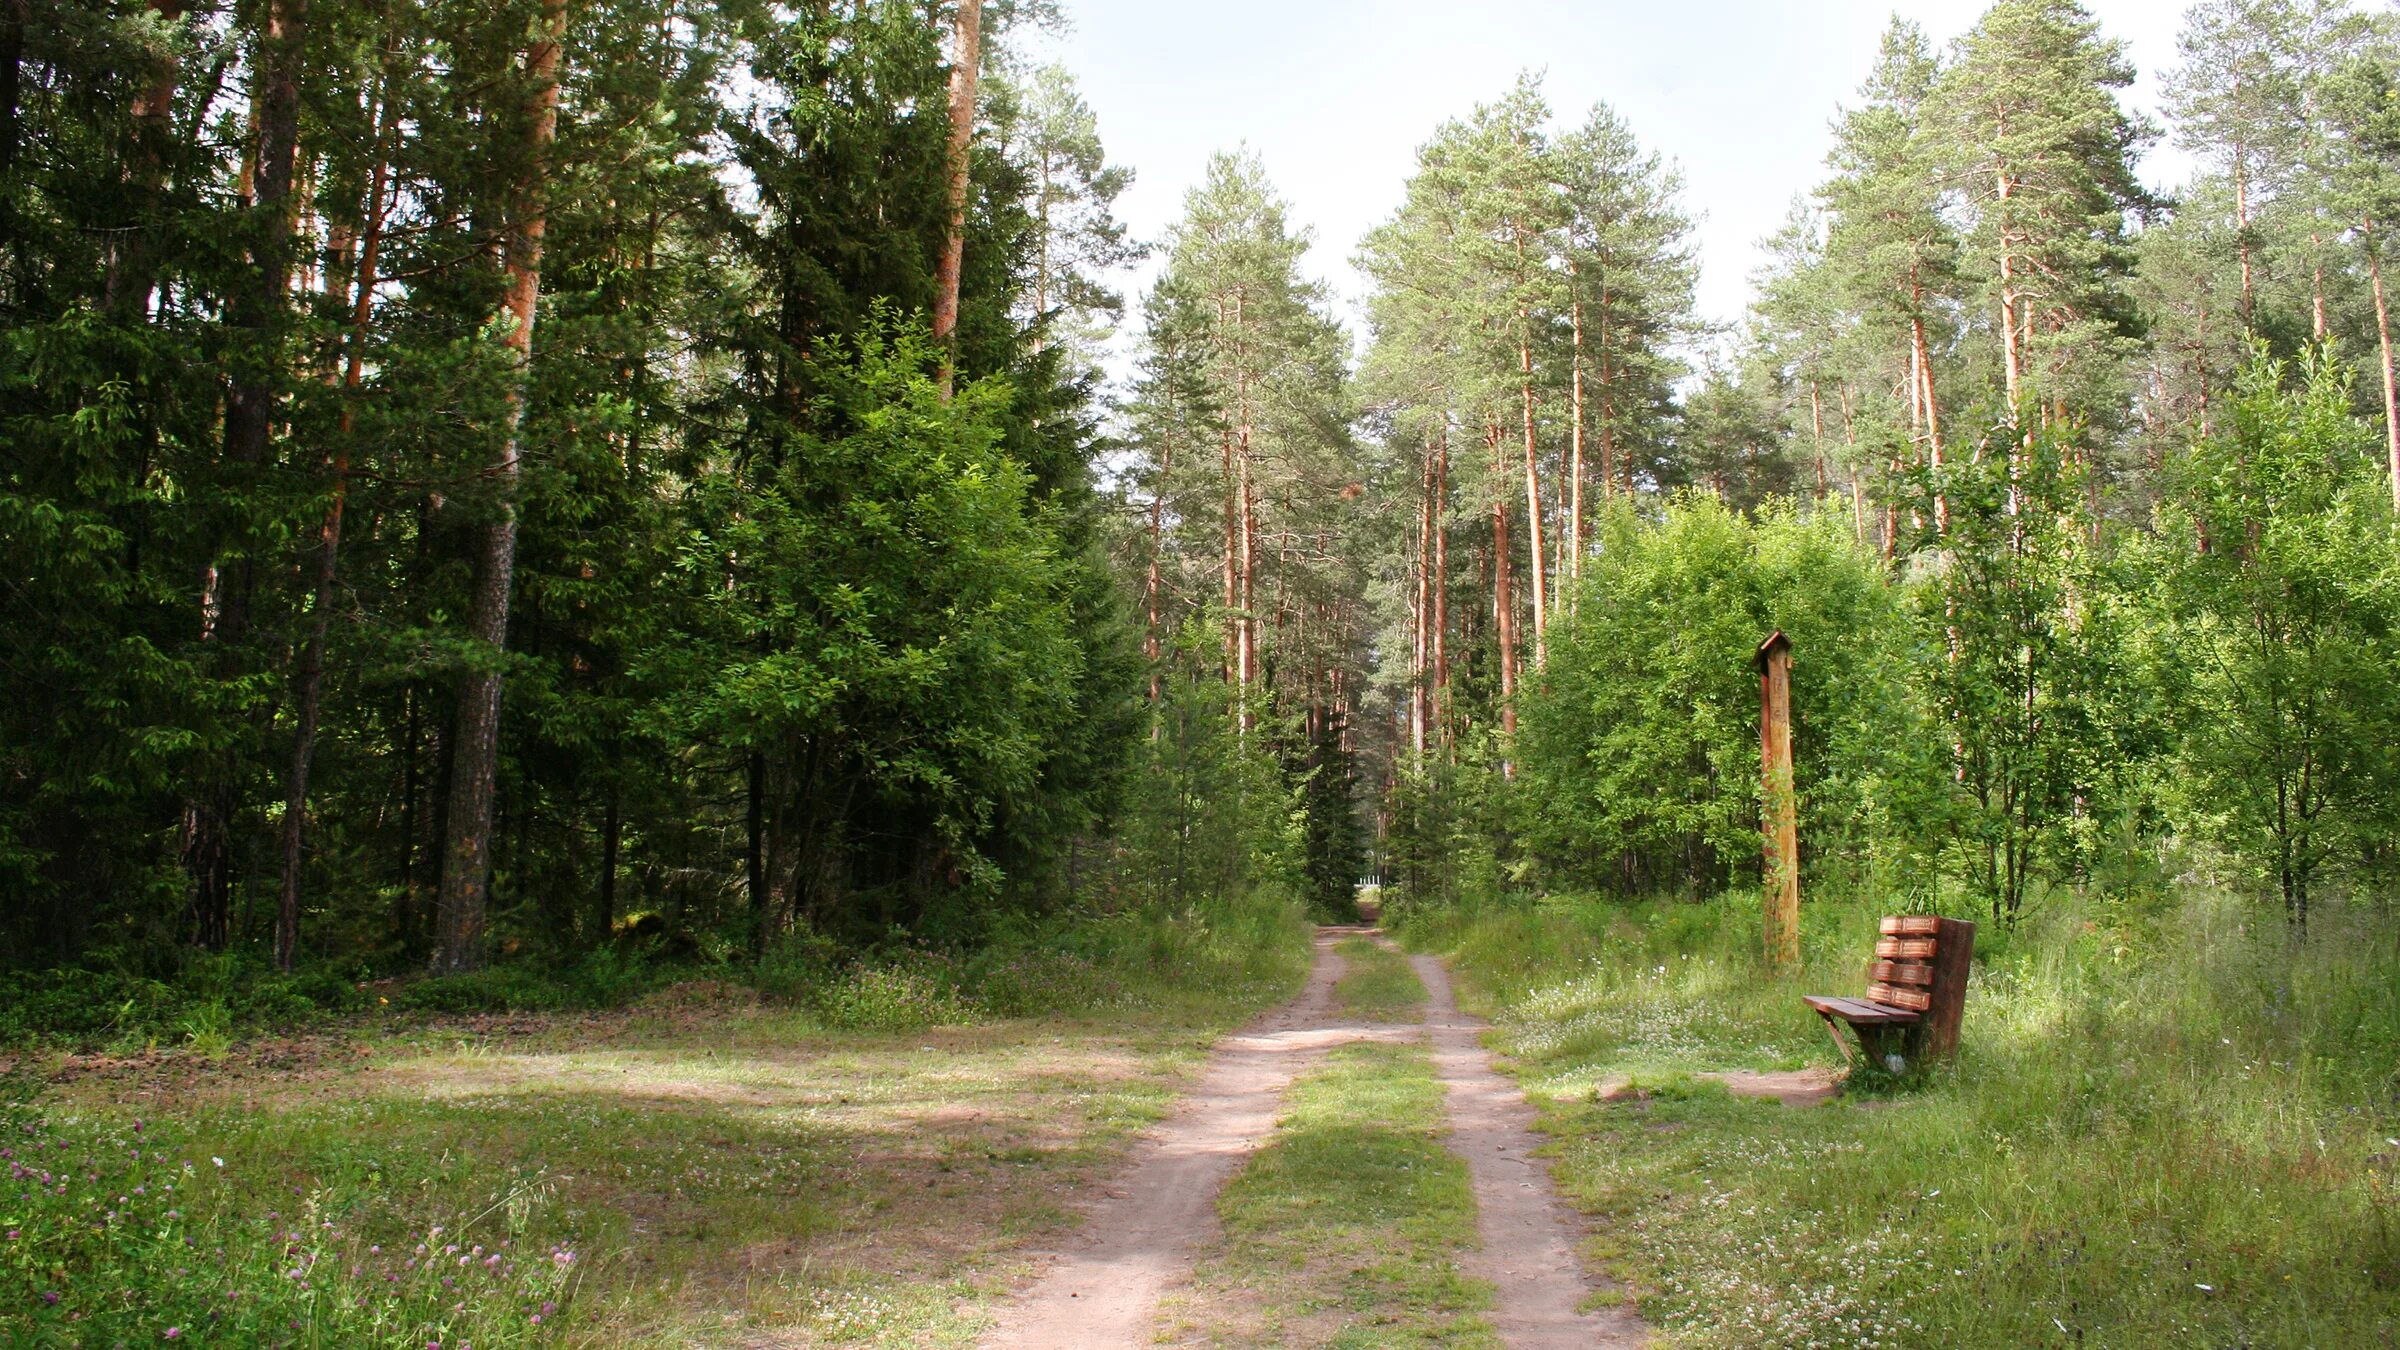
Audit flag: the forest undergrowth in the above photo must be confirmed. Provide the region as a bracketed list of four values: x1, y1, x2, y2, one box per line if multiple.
[1397, 885, 2400, 1348]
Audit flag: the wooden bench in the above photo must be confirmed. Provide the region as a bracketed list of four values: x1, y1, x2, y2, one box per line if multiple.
[1802, 915, 1974, 1071]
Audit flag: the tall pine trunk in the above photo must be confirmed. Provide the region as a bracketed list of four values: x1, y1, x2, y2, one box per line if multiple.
[277, 59, 396, 970]
[0, 0, 24, 187]
[1996, 173, 2023, 410]
[1145, 438, 1168, 715]
[1409, 443, 1432, 762]
[1221, 421, 1238, 679]
[186, 0, 303, 951]
[104, 0, 187, 317]
[1235, 296, 1257, 697]
[1489, 418, 1516, 761]
[1431, 430, 1449, 751]
[1518, 328, 1546, 670]
[930, 0, 981, 399]
[1568, 267, 1585, 580]
[434, 0, 567, 973]
[2369, 229, 2400, 515]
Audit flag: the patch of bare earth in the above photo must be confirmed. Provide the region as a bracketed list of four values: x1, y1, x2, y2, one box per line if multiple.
[33, 993, 1242, 1346]
[1595, 1068, 1841, 1108]
[981, 928, 1370, 1349]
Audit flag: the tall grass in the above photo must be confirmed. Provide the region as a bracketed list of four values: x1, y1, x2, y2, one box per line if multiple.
[1398, 887, 2400, 1346]
[751, 889, 1316, 1031]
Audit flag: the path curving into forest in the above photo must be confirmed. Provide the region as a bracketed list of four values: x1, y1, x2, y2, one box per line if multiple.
[980, 926, 1644, 1349]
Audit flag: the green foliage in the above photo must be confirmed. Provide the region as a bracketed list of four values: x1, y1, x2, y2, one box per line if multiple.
[1513, 496, 1937, 896]
[1104, 624, 1306, 914]
[0, 0, 1144, 981]
[669, 316, 1091, 936]
[2136, 349, 2400, 919]
[1912, 419, 2128, 920]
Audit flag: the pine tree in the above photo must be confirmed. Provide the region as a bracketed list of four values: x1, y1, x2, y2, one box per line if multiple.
[1936, 0, 2155, 421]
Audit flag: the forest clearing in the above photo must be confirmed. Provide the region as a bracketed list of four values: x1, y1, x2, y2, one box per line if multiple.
[9, 0, 2400, 1345]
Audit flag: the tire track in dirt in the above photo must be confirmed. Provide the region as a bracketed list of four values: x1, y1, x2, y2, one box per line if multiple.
[1414, 950, 1648, 1348]
[980, 928, 1645, 1348]
[980, 926, 1407, 1349]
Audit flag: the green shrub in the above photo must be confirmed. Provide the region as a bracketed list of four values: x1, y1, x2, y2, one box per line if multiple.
[0, 969, 178, 1045]
[393, 967, 583, 1016]
[809, 961, 971, 1031]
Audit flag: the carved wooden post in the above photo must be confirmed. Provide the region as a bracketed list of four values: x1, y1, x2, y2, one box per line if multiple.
[1755, 630, 1799, 969]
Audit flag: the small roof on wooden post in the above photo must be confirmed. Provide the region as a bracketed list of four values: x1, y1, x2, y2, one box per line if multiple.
[1752, 629, 1790, 672]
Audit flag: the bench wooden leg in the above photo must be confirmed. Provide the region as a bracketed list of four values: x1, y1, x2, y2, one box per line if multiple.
[1813, 1010, 1856, 1066]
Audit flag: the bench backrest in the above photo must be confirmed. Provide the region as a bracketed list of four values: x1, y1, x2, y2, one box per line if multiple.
[1869, 914, 1976, 1057]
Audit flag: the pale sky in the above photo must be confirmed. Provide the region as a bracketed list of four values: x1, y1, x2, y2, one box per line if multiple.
[1024, 0, 2198, 383]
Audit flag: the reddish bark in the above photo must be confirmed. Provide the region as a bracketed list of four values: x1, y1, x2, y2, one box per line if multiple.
[434, 0, 567, 973]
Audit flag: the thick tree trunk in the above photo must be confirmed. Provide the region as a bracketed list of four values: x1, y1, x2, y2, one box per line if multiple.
[434, 0, 566, 973]
[1913, 301, 1947, 535]
[278, 66, 395, 970]
[930, 0, 981, 399]
[397, 685, 423, 950]
[103, 0, 188, 318]
[745, 750, 766, 951]
[596, 787, 620, 943]
[0, 0, 24, 185]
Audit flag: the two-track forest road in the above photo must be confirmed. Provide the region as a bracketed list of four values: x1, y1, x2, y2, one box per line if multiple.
[980, 926, 1646, 1349]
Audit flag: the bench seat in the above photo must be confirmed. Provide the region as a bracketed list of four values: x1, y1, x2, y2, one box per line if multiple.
[1800, 994, 1921, 1026]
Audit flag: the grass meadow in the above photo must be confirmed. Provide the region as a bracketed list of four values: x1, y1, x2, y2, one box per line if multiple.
[1397, 886, 2400, 1348]
[4, 895, 1313, 1348]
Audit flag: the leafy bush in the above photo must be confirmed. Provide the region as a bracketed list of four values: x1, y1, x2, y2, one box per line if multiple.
[391, 967, 585, 1016]
[1515, 495, 1944, 899]
[808, 961, 972, 1032]
[0, 958, 365, 1050]
[0, 969, 179, 1046]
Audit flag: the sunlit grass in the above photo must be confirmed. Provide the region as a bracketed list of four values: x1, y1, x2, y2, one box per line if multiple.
[1332, 938, 1426, 1022]
[24, 892, 1317, 1346]
[1160, 1040, 1496, 1348]
[1400, 889, 2400, 1347]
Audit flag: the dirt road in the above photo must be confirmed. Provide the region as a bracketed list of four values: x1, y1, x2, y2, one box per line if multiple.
[981, 927, 1644, 1348]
